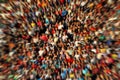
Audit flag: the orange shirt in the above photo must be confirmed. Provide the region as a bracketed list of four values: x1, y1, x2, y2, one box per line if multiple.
[9, 42, 15, 50]
[42, 2, 46, 8]
[96, 3, 102, 9]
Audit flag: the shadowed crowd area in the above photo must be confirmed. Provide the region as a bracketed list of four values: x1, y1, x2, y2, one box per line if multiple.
[0, 0, 120, 80]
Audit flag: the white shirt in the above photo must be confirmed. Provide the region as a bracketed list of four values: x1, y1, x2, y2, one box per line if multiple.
[108, 0, 113, 4]
[82, 54, 88, 58]
[9, 51, 14, 56]
[115, 31, 120, 35]
[28, 31, 32, 35]
[106, 48, 111, 54]
[97, 53, 104, 59]
[68, 9, 71, 14]
[58, 24, 63, 30]
[93, 40, 97, 45]
[68, 29, 72, 34]
[75, 41, 80, 47]
[30, 74, 34, 80]
[54, 37, 58, 43]
[39, 50, 44, 56]
[95, 31, 99, 36]
[91, 49, 97, 53]
[62, 35, 68, 41]
[75, 54, 80, 60]
[6, 6, 12, 10]
[91, 58, 95, 63]
[27, 0, 31, 3]
[81, 1, 87, 6]
[36, 11, 40, 16]
[1, 13, 10, 19]
[33, 38, 38, 43]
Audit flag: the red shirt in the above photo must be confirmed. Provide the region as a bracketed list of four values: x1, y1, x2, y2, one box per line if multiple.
[90, 27, 96, 32]
[107, 58, 114, 64]
[105, 69, 111, 74]
[37, 21, 42, 27]
[55, 23, 58, 28]
[100, 59, 107, 67]
[59, 10, 62, 16]
[116, 5, 120, 10]
[66, 58, 74, 64]
[52, 29, 55, 34]
[38, 3, 42, 7]
[92, 68, 99, 74]
[60, 0, 64, 4]
[18, 60, 23, 65]
[85, 45, 90, 49]
[39, 57, 44, 62]
[22, 35, 29, 39]
[32, 63, 37, 69]
[115, 40, 120, 45]
[40, 35, 48, 42]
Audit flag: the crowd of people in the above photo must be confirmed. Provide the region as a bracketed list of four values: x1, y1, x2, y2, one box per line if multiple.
[0, 0, 120, 80]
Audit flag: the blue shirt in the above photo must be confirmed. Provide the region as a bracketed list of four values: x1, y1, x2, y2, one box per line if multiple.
[78, 77, 84, 80]
[67, 0, 70, 3]
[62, 10, 67, 16]
[37, 78, 42, 80]
[45, 18, 49, 24]
[117, 10, 120, 14]
[82, 68, 88, 75]
[106, 40, 112, 46]
[61, 72, 66, 79]
[41, 64, 47, 69]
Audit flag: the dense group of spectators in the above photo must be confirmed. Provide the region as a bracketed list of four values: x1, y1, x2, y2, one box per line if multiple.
[0, 0, 120, 80]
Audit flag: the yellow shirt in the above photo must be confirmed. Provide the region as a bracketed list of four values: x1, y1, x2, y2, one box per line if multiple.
[31, 22, 35, 27]
[70, 73, 74, 78]
[100, 48, 106, 53]
[111, 54, 118, 59]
